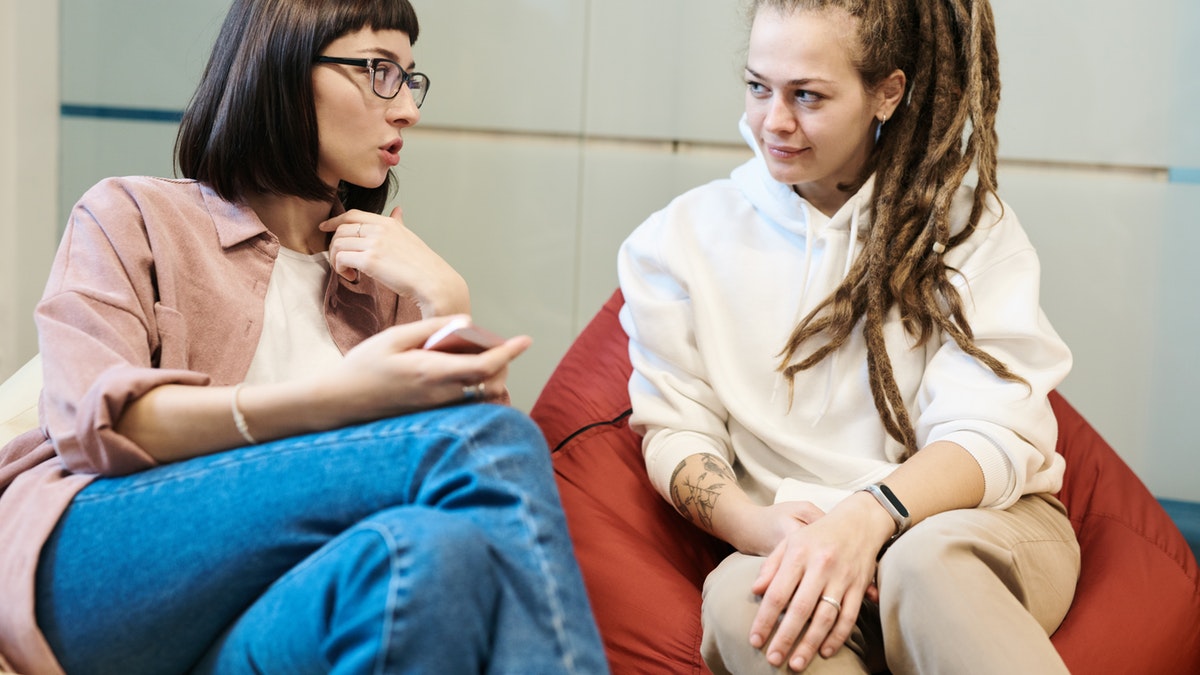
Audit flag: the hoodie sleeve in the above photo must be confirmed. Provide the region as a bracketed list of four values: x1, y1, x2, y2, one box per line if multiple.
[618, 210, 736, 501]
[915, 197, 1072, 509]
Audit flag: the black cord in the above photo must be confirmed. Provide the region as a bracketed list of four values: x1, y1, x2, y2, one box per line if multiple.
[552, 408, 633, 453]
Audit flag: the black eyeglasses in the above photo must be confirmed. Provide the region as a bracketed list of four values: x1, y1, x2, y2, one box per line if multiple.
[315, 56, 430, 107]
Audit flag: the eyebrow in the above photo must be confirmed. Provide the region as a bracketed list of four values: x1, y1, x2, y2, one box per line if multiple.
[744, 67, 832, 87]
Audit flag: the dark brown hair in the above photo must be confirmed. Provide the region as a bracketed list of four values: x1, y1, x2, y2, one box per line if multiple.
[175, 0, 419, 214]
[756, 0, 1026, 458]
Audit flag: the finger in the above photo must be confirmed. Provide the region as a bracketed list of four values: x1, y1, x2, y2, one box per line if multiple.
[449, 377, 491, 405]
[791, 601, 842, 672]
[763, 586, 821, 669]
[373, 316, 465, 350]
[819, 590, 861, 660]
[776, 588, 841, 672]
[752, 587, 804, 655]
[750, 540, 785, 595]
[318, 212, 352, 232]
[319, 208, 380, 231]
[451, 336, 533, 377]
[328, 249, 361, 282]
[748, 547, 789, 648]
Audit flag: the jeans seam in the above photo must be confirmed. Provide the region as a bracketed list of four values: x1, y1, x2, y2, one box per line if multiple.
[470, 431, 578, 673]
[353, 523, 403, 675]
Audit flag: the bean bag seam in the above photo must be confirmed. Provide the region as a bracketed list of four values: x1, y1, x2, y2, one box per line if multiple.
[1074, 511, 1200, 595]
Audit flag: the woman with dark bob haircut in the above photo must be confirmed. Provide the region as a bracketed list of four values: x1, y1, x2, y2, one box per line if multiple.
[0, 0, 608, 673]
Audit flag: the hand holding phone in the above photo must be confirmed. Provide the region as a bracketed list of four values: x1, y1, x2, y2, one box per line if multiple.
[422, 317, 506, 354]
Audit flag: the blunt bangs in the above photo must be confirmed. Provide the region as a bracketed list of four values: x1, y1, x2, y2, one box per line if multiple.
[176, 0, 420, 214]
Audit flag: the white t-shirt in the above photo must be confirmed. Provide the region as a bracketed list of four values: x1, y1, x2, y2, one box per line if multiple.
[243, 247, 345, 385]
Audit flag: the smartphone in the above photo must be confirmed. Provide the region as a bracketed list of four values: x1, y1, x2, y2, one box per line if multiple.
[422, 317, 505, 354]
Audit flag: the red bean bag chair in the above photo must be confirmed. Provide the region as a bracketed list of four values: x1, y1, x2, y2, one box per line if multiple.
[531, 289, 1200, 674]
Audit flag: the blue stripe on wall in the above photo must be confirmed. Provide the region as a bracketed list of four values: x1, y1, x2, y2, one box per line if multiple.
[1169, 167, 1200, 184]
[60, 104, 184, 124]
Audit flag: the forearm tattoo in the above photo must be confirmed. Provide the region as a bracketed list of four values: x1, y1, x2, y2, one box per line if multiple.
[670, 454, 736, 531]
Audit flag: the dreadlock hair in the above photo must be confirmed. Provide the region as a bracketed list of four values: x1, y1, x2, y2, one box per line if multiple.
[754, 0, 1029, 459]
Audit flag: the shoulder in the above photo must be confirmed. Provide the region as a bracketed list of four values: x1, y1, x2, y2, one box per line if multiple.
[72, 177, 207, 225]
[944, 184, 1035, 270]
[628, 177, 751, 247]
[79, 176, 201, 203]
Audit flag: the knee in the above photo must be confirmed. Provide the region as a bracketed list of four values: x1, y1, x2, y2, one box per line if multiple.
[361, 507, 494, 588]
[701, 554, 764, 640]
[440, 404, 556, 490]
[465, 404, 548, 454]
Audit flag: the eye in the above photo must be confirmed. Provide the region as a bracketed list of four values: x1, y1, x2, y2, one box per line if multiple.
[746, 80, 768, 97]
[794, 89, 822, 104]
[374, 61, 403, 89]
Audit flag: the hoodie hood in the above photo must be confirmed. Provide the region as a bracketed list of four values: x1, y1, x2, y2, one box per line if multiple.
[731, 113, 874, 241]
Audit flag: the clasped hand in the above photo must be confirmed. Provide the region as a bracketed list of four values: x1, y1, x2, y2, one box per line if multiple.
[746, 501, 883, 672]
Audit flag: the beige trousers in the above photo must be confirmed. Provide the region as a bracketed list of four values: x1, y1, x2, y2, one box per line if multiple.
[701, 494, 1080, 675]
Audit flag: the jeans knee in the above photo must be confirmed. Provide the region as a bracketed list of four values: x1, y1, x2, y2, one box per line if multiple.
[361, 507, 494, 588]
[463, 405, 548, 456]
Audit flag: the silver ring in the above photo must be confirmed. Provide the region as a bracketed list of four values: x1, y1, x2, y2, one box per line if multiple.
[356, 224, 363, 237]
[818, 595, 842, 614]
[462, 382, 486, 402]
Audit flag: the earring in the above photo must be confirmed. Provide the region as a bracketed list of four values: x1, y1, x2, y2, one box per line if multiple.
[875, 115, 887, 144]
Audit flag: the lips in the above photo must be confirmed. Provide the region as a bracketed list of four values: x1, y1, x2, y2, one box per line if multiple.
[380, 138, 403, 166]
[765, 142, 806, 159]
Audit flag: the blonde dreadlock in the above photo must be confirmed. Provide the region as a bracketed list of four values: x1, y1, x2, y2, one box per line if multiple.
[756, 0, 1028, 459]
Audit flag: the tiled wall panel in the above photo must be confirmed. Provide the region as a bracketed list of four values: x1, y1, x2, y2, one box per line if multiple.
[389, 129, 582, 410]
[1146, 183, 1200, 499]
[575, 140, 752, 322]
[583, 0, 746, 143]
[999, 166, 1168, 489]
[993, 1, 1180, 167]
[411, 0, 588, 135]
[62, 0, 225, 109]
[58, 118, 180, 227]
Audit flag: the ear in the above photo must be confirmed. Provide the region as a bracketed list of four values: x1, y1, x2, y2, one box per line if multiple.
[875, 69, 906, 120]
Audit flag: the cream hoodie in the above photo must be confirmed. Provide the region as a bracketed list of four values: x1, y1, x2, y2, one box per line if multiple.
[618, 120, 1071, 513]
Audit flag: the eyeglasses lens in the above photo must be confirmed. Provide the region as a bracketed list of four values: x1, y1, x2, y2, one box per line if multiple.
[373, 61, 426, 107]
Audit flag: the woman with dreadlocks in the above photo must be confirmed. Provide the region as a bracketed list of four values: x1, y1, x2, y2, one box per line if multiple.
[617, 0, 1078, 672]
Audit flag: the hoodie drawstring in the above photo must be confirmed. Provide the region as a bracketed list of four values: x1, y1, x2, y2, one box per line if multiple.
[811, 195, 862, 425]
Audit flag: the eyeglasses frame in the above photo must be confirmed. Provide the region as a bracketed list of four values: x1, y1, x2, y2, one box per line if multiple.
[314, 56, 430, 107]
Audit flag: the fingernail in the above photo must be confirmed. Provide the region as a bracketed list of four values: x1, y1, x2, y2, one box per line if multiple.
[767, 651, 783, 666]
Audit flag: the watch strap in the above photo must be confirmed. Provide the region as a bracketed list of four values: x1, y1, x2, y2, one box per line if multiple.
[861, 482, 911, 541]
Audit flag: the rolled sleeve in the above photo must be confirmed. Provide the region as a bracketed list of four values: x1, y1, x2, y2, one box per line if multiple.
[917, 202, 1071, 508]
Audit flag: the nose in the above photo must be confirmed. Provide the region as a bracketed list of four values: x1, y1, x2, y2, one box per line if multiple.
[388, 86, 420, 127]
[763, 95, 797, 135]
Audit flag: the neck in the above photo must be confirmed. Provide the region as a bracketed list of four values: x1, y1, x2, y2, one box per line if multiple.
[244, 192, 335, 254]
[794, 181, 851, 218]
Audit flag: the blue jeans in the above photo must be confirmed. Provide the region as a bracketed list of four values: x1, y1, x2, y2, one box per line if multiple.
[35, 404, 608, 674]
